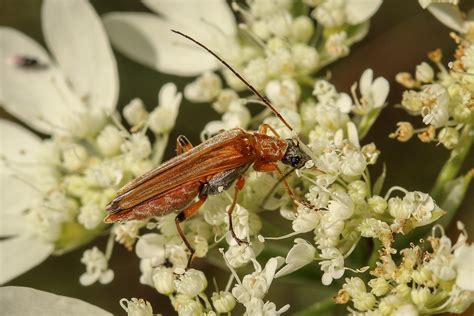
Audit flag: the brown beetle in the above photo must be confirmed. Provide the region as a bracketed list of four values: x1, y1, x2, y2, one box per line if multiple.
[105, 31, 310, 265]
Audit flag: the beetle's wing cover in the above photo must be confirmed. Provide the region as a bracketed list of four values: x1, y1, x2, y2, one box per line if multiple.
[107, 129, 252, 212]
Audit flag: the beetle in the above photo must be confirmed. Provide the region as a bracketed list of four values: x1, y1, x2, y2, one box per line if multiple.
[105, 30, 311, 266]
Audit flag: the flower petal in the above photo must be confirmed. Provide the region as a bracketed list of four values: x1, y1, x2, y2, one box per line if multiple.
[0, 286, 112, 315]
[142, 0, 236, 36]
[0, 212, 25, 237]
[345, 0, 382, 25]
[0, 236, 53, 284]
[42, 0, 118, 110]
[0, 28, 82, 133]
[371, 77, 389, 108]
[359, 68, 373, 97]
[426, 4, 465, 33]
[0, 120, 43, 215]
[103, 12, 219, 76]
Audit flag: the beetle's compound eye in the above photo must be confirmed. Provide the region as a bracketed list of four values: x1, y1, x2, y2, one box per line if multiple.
[291, 156, 301, 166]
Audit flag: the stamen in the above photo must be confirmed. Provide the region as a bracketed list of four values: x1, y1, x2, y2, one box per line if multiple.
[218, 248, 242, 285]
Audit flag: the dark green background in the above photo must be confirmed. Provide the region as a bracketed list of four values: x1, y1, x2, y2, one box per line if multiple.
[1, 0, 473, 315]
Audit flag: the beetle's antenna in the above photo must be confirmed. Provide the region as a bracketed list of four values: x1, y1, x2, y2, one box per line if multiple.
[171, 29, 293, 131]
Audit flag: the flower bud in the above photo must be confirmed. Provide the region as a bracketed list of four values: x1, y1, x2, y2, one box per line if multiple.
[394, 283, 411, 299]
[191, 235, 208, 258]
[184, 72, 222, 102]
[388, 197, 411, 220]
[368, 278, 390, 296]
[415, 62, 434, 83]
[62, 144, 88, 171]
[96, 125, 123, 157]
[153, 267, 176, 295]
[290, 16, 314, 43]
[265, 79, 301, 111]
[452, 104, 472, 123]
[438, 127, 459, 149]
[348, 180, 368, 204]
[120, 298, 154, 316]
[353, 292, 376, 311]
[412, 267, 432, 285]
[211, 291, 236, 313]
[411, 286, 431, 308]
[212, 89, 239, 113]
[175, 269, 207, 297]
[368, 195, 387, 214]
[123, 98, 148, 127]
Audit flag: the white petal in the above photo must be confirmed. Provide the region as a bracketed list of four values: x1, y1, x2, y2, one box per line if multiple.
[0, 236, 53, 284]
[142, 0, 236, 36]
[0, 28, 82, 133]
[359, 68, 373, 97]
[0, 121, 43, 215]
[336, 93, 352, 113]
[0, 119, 42, 165]
[103, 13, 219, 76]
[0, 213, 25, 237]
[159, 82, 181, 110]
[347, 122, 360, 148]
[427, 4, 465, 33]
[371, 77, 389, 108]
[345, 0, 382, 25]
[0, 286, 112, 315]
[42, 0, 118, 111]
[135, 233, 166, 259]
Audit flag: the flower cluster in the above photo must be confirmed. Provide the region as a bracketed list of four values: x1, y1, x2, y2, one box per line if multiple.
[392, 3, 473, 149]
[335, 223, 474, 315]
[0, 0, 181, 284]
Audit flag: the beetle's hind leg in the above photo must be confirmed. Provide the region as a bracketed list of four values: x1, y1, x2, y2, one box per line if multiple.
[227, 176, 248, 245]
[176, 135, 193, 154]
[175, 193, 207, 268]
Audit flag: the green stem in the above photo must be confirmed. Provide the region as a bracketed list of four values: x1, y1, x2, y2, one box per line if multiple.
[367, 240, 382, 269]
[430, 124, 472, 201]
[357, 107, 383, 139]
[293, 298, 335, 316]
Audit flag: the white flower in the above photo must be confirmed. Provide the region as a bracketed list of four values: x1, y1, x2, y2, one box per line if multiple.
[313, 0, 382, 27]
[232, 257, 281, 304]
[96, 125, 124, 157]
[0, 0, 118, 283]
[175, 269, 208, 297]
[212, 291, 236, 313]
[79, 247, 114, 286]
[340, 149, 367, 177]
[420, 1, 474, 34]
[454, 243, 474, 291]
[420, 84, 449, 127]
[275, 238, 316, 278]
[1, 286, 111, 315]
[148, 83, 182, 134]
[325, 31, 349, 58]
[152, 266, 176, 295]
[327, 192, 354, 220]
[265, 79, 301, 111]
[403, 191, 436, 224]
[103, 0, 237, 76]
[78, 202, 104, 230]
[392, 303, 419, 316]
[357, 68, 390, 113]
[292, 205, 319, 233]
[415, 62, 434, 83]
[225, 244, 256, 268]
[319, 247, 345, 285]
[291, 43, 320, 73]
[123, 98, 149, 127]
[120, 298, 154, 316]
[184, 72, 222, 102]
[121, 133, 152, 160]
[243, 298, 290, 316]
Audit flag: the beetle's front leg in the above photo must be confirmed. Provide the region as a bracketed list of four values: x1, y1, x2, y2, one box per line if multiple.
[258, 123, 281, 138]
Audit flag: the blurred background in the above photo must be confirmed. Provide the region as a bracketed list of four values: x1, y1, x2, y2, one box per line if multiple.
[1, 0, 473, 314]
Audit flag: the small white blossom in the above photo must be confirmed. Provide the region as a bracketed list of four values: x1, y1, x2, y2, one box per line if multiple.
[96, 125, 124, 157]
[78, 202, 103, 230]
[325, 31, 349, 58]
[120, 298, 154, 316]
[175, 269, 208, 297]
[319, 247, 345, 285]
[148, 83, 182, 134]
[212, 291, 236, 313]
[153, 266, 176, 295]
[79, 247, 114, 286]
[123, 98, 148, 127]
[265, 79, 301, 111]
[184, 72, 222, 102]
[275, 238, 316, 277]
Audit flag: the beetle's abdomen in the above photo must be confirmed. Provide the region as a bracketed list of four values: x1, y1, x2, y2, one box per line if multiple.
[105, 181, 201, 222]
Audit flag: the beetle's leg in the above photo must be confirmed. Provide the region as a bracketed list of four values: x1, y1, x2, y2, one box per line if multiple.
[254, 162, 306, 210]
[175, 193, 208, 268]
[258, 123, 281, 138]
[227, 176, 247, 245]
[176, 135, 193, 155]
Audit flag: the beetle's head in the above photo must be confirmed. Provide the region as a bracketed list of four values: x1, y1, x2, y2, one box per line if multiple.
[281, 138, 311, 169]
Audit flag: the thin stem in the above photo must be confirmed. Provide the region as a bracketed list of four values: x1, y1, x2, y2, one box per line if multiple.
[430, 124, 472, 201]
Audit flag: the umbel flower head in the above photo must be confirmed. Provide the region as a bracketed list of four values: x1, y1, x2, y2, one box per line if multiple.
[0, 0, 182, 284]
